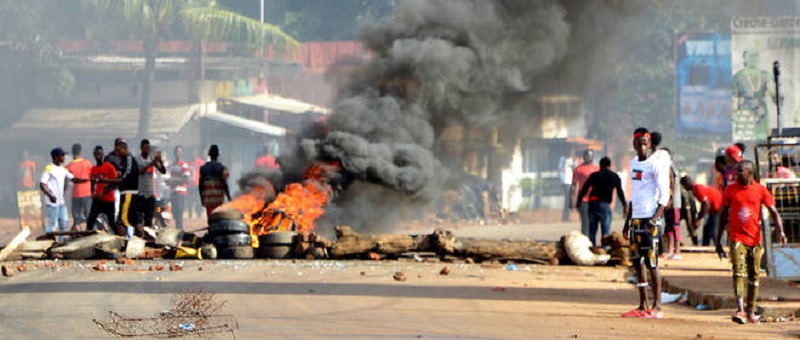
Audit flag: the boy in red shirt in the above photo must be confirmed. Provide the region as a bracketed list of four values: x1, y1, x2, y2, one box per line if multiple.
[66, 143, 93, 231]
[718, 160, 786, 324]
[680, 176, 723, 246]
[87, 146, 119, 231]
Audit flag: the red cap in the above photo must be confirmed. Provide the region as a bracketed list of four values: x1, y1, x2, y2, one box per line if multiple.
[725, 145, 743, 162]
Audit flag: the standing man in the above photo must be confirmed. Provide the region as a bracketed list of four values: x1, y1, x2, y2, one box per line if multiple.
[40, 148, 88, 238]
[116, 141, 143, 238]
[66, 143, 93, 231]
[680, 175, 723, 246]
[135, 140, 166, 230]
[573, 149, 599, 238]
[105, 138, 126, 220]
[621, 128, 670, 319]
[169, 146, 191, 230]
[576, 157, 626, 246]
[718, 160, 786, 324]
[19, 150, 36, 190]
[87, 146, 118, 232]
[199, 145, 232, 218]
[189, 148, 206, 219]
[559, 151, 575, 222]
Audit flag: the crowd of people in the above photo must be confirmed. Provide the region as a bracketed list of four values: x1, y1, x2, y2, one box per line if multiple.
[36, 138, 241, 240]
[565, 127, 786, 324]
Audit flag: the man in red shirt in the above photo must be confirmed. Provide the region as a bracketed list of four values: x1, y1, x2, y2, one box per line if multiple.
[169, 146, 191, 230]
[573, 149, 599, 237]
[19, 150, 36, 190]
[66, 144, 93, 231]
[680, 175, 723, 246]
[87, 146, 119, 232]
[254, 145, 280, 170]
[718, 160, 785, 324]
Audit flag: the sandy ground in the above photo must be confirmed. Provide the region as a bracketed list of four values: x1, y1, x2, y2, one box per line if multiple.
[0, 259, 797, 339]
[0, 214, 798, 339]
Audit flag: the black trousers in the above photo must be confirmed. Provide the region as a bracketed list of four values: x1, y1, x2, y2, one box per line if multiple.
[139, 196, 156, 227]
[86, 198, 115, 232]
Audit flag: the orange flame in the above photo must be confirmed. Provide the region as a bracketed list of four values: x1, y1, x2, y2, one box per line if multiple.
[215, 161, 340, 249]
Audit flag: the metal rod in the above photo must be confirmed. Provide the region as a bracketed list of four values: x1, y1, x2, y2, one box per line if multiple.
[774, 60, 782, 137]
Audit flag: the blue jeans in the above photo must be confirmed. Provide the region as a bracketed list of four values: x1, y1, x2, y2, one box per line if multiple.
[587, 202, 612, 247]
[46, 204, 69, 234]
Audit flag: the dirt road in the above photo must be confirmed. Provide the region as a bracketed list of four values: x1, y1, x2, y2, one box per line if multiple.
[0, 256, 796, 340]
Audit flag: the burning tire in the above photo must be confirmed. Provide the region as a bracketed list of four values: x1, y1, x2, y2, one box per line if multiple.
[216, 245, 254, 259]
[208, 220, 250, 235]
[210, 234, 252, 248]
[208, 209, 245, 222]
[257, 232, 296, 259]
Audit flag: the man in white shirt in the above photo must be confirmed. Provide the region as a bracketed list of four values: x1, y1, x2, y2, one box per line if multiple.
[40, 147, 89, 238]
[559, 153, 575, 222]
[621, 128, 671, 319]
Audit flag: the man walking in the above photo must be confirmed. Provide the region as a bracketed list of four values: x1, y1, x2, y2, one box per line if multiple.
[621, 128, 670, 319]
[66, 143, 92, 231]
[135, 140, 166, 230]
[40, 147, 88, 238]
[680, 175, 723, 246]
[87, 146, 118, 232]
[199, 145, 232, 219]
[718, 160, 785, 324]
[169, 146, 191, 230]
[573, 149, 599, 238]
[576, 157, 626, 246]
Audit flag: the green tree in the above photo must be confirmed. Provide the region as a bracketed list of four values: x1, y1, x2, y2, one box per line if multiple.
[90, 0, 298, 138]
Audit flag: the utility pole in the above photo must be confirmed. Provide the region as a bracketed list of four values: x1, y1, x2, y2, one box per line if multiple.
[774, 60, 782, 136]
[260, 0, 264, 23]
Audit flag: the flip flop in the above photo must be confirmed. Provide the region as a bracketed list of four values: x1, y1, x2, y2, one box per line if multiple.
[621, 309, 646, 318]
[732, 312, 746, 325]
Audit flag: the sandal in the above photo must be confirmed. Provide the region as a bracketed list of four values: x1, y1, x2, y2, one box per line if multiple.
[731, 312, 746, 325]
[621, 309, 646, 318]
[747, 313, 761, 324]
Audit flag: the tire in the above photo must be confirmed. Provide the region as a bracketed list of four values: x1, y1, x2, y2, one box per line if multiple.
[259, 231, 296, 246]
[211, 234, 252, 248]
[217, 246, 254, 259]
[208, 209, 244, 222]
[257, 245, 292, 259]
[208, 219, 250, 235]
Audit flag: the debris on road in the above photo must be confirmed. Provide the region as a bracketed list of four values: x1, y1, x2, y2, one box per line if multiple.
[393, 272, 407, 282]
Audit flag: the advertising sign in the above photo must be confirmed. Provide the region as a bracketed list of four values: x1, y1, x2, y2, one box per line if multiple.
[676, 33, 732, 137]
[731, 17, 800, 141]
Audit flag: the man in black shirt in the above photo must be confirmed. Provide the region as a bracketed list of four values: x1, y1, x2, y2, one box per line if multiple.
[576, 157, 627, 246]
[115, 142, 142, 238]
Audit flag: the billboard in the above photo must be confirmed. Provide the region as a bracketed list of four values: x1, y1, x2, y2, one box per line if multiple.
[675, 33, 732, 137]
[731, 17, 800, 141]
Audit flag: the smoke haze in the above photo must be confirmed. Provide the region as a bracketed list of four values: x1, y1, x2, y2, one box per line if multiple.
[309, 0, 572, 231]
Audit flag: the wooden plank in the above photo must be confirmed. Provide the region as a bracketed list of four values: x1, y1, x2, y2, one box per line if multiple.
[0, 227, 31, 262]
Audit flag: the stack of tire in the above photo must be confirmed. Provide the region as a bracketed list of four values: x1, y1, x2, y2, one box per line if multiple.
[257, 231, 297, 259]
[207, 210, 253, 259]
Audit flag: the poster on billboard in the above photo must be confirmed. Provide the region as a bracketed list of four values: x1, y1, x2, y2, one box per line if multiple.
[731, 17, 800, 141]
[676, 33, 732, 137]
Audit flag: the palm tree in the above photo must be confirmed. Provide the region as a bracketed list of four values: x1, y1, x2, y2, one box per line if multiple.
[90, 0, 298, 139]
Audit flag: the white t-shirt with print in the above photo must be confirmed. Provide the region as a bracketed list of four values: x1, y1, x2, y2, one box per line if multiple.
[629, 156, 671, 219]
[40, 163, 74, 206]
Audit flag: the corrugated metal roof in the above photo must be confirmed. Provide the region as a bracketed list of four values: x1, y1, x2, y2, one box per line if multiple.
[202, 111, 286, 137]
[0, 106, 195, 141]
[228, 94, 330, 114]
